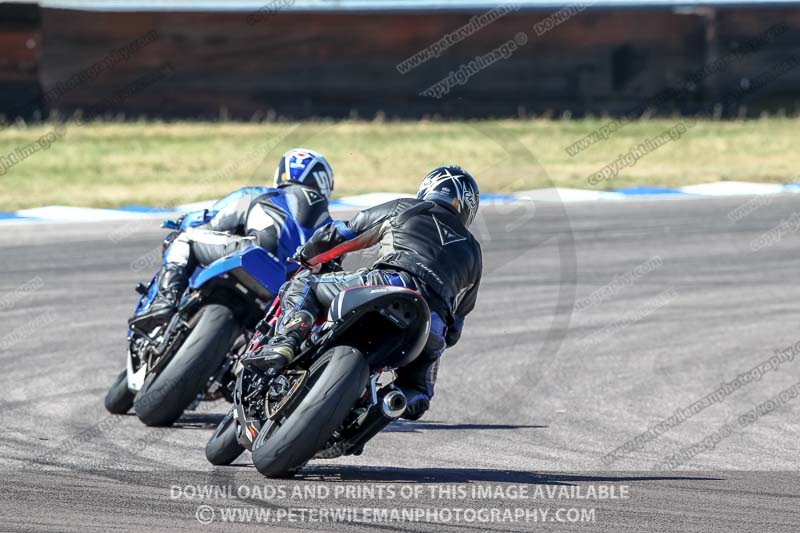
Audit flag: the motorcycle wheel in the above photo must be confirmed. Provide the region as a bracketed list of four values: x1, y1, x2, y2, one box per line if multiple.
[206, 409, 245, 465]
[134, 304, 241, 427]
[104, 369, 135, 414]
[251, 345, 369, 478]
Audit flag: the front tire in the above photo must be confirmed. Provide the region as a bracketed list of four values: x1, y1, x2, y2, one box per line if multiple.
[104, 369, 135, 414]
[251, 345, 369, 478]
[206, 409, 245, 465]
[134, 304, 240, 427]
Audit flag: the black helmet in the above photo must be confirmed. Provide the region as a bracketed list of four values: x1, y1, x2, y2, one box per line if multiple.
[274, 148, 334, 199]
[416, 165, 479, 227]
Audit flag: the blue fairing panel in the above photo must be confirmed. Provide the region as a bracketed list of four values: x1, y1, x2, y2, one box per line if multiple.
[189, 246, 286, 296]
[179, 210, 211, 230]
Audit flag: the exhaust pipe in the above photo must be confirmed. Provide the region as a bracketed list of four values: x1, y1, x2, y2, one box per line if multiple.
[381, 390, 407, 419]
[341, 389, 407, 457]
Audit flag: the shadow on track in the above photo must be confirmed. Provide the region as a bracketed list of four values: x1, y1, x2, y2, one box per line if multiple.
[384, 420, 547, 432]
[296, 465, 724, 485]
[172, 412, 227, 429]
[170, 415, 546, 432]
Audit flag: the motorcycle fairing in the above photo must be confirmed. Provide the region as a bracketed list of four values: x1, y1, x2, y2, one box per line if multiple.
[189, 246, 285, 302]
[327, 286, 431, 369]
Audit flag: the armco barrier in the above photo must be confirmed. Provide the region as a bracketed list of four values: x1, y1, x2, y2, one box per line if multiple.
[1, 3, 799, 120]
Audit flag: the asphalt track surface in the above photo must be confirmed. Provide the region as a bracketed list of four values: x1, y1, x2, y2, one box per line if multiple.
[1, 196, 799, 532]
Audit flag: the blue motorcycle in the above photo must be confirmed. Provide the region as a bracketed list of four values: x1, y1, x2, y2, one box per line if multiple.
[104, 209, 289, 426]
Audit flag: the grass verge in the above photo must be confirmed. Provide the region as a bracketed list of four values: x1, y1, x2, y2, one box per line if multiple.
[0, 117, 797, 210]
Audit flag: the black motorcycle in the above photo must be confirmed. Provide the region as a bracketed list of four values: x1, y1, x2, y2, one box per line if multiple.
[205, 279, 430, 478]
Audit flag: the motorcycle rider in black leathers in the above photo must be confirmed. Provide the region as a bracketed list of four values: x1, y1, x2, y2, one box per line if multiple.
[245, 166, 483, 421]
[130, 148, 334, 330]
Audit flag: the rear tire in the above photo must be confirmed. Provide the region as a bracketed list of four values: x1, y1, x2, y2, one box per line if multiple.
[251, 345, 369, 478]
[206, 410, 245, 466]
[104, 369, 135, 414]
[134, 304, 240, 427]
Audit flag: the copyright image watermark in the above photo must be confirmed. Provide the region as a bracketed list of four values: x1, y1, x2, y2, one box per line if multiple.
[728, 194, 773, 223]
[583, 56, 800, 190]
[654, 381, 800, 470]
[0, 125, 67, 177]
[172, 482, 629, 501]
[0, 276, 44, 311]
[575, 256, 662, 313]
[534, 1, 594, 37]
[586, 120, 693, 186]
[193, 505, 597, 525]
[602, 336, 799, 465]
[419, 33, 528, 99]
[396, 2, 521, 74]
[0, 28, 160, 130]
[130, 245, 163, 273]
[576, 288, 678, 354]
[749, 211, 800, 252]
[738, 381, 800, 427]
[41, 30, 160, 108]
[104, 63, 174, 110]
[582, 54, 800, 183]
[563, 23, 788, 156]
[653, 421, 737, 471]
[2, 64, 174, 178]
[246, 0, 295, 26]
[177, 482, 623, 525]
[0, 307, 59, 352]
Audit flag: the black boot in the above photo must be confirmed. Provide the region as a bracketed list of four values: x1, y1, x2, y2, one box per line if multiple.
[244, 311, 314, 371]
[129, 263, 188, 330]
[397, 387, 430, 421]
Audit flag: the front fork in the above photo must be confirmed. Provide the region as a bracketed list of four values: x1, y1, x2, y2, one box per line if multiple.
[126, 292, 204, 393]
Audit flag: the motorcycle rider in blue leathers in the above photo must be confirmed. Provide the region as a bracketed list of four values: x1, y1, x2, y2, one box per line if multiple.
[129, 148, 335, 330]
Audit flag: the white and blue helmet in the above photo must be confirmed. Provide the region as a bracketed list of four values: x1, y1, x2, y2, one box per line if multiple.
[274, 148, 334, 199]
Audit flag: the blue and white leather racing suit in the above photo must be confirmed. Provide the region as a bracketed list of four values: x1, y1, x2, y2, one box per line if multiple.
[164, 184, 332, 275]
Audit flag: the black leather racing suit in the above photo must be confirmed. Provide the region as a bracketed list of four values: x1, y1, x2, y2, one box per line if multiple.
[279, 198, 483, 419]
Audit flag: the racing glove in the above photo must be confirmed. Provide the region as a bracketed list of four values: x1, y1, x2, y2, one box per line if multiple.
[445, 315, 464, 348]
[291, 247, 321, 273]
